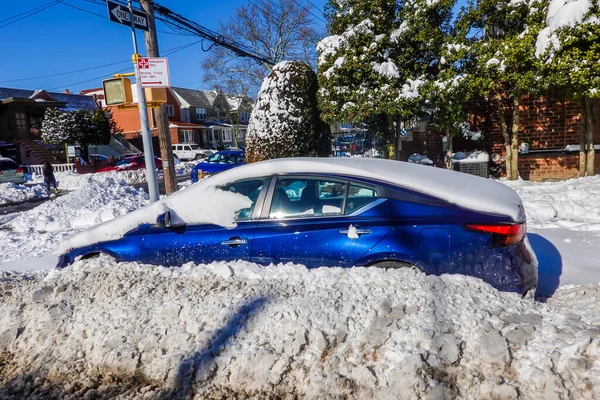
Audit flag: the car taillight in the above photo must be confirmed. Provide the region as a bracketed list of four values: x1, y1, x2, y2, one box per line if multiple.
[16, 168, 23, 174]
[466, 223, 526, 247]
[0, 170, 3, 175]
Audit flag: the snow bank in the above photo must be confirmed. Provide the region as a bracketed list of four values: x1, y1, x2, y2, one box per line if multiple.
[0, 258, 598, 398]
[56, 170, 148, 190]
[503, 175, 600, 231]
[0, 177, 148, 264]
[0, 183, 48, 206]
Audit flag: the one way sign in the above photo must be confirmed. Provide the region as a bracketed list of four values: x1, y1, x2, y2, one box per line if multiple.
[106, 0, 149, 31]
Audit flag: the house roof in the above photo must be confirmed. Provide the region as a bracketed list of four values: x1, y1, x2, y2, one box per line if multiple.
[0, 87, 99, 111]
[168, 121, 207, 129]
[171, 87, 220, 108]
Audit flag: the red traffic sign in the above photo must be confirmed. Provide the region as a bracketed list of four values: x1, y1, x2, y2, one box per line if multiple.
[137, 57, 171, 88]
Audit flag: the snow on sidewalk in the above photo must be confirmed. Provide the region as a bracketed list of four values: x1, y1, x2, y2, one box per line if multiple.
[0, 183, 49, 206]
[503, 176, 600, 231]
[0, 258, 599, 398]
[0, 176, 148, 265]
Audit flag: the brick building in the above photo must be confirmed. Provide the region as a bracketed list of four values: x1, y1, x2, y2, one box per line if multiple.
[402, 95, 600, 181]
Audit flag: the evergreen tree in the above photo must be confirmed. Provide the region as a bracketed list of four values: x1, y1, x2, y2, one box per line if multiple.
[459, 0, 545, 179]
[40, 107, 77, 145]
[535, 0, 600, 176]
[246, 61, 330, 163]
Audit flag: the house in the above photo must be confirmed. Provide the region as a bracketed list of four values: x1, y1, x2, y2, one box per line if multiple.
[0, 87, 99, 164]
[399, 95, 600, 181]
[170, 87, 253, 149]
[81, 84, 206, 154]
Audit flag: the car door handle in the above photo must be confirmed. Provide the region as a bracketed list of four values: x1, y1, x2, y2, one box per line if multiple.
[221, 237, 248, 247]
[338, 228, 371, 235]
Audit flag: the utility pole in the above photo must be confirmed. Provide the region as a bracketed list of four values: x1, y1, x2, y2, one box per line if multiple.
[128, 0, 160, 202]
[139, 0, 177, 195]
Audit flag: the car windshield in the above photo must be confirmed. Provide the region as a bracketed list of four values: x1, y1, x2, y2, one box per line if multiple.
[206, 153, 235, 163]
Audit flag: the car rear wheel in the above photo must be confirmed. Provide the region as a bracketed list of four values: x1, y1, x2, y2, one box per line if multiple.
[194, 154, 203, 160]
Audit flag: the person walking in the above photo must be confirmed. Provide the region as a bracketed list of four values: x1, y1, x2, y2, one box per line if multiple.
[43, 161, 57, 191]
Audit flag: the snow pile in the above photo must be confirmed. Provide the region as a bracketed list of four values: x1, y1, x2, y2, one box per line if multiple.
[0, 183, 48, 206]
[0, 259, 599, 398]
[0, 177, 148, 264]
[56, 170, 148, 190]
[503, 175, 600, 230]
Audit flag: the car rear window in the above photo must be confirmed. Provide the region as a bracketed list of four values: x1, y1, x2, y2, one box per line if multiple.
[345, 184, 380, 214]
[0, 160, 18, 170]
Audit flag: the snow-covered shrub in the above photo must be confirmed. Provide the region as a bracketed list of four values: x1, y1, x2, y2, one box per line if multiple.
[245, 61, 330, 163]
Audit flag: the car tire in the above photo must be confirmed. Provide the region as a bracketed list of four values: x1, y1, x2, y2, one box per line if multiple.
[370, 260, 420, 271]
[80, 252, 116, 263]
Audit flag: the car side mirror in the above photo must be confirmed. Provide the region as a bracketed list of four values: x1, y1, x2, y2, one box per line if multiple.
[156, 210, 173, 228]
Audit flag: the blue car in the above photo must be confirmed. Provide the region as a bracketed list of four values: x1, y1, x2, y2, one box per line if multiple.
[190, 150, 245, 182]
[57, 158, 537, 294]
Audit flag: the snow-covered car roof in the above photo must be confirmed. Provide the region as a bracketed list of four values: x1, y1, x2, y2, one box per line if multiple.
[205, 157, 524, 221]
[59, 157, 523, 254]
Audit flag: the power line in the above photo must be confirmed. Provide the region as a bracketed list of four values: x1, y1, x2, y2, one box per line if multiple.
[0, 60, 131, 84]
[290, 0, 325, 23]
[0, 0, 63, 30]
[304, 0, 323, 13]
[44, 40, 202, 91]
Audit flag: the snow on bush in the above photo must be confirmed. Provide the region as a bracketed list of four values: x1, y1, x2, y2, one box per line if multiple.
[0, 177, 148, 264]
[503, 175, 600, 230]
[0, 183, 48, 206]
[245, 61, 329, 163]
[0, 259, 599, 398]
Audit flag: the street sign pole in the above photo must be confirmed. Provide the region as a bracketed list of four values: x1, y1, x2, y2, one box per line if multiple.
[128, 0, 159, 203]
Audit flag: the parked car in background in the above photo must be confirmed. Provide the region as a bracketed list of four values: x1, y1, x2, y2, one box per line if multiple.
[89, 154, 110, 163]
[190, 150, 245, 182]
[172, 143, 213, 161]
[59, 158, 537, 295]
[0, 157, 25, 184]
[97, 155, 162, 172]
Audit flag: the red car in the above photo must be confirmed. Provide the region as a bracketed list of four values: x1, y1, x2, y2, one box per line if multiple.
[97, 156, 162, 172]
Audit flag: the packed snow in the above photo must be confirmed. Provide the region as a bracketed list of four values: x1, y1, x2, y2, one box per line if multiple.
[1, 258, 599, 398]
[0, 183, 48, 206]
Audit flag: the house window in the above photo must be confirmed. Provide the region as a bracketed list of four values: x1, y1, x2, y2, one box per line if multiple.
[165, 104, 174, 116]
[238, 128, 246, 140]
[15, 113, 27, 135]
[180, 130, 194, 143]
[223, 129, 233, 142]
[196, 108, 207, 120]
[240, 112, 250, 123]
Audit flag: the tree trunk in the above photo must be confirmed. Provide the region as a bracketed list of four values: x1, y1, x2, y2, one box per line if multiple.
[445, 127, 453, 169]
[585, 97, 595, 176]
[510, 95, 520, 180]
[496, 93, 511, 179]
[579, 97, 588, 177]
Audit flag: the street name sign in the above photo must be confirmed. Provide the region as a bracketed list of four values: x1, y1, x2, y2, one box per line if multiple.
[106, 0, 149, 31]
[137, 57, 171, 88]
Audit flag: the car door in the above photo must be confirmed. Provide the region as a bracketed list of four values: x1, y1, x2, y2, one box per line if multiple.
[139, 177, 267, 266]
[250, 176, 392, 268]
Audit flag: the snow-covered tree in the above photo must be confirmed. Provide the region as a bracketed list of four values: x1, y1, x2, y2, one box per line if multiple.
[40, 108, 112, 162]
[318, 0, 455, 159]
[245, 61, 330, 163]
[459, 0, 545, 179]
[40, 107, 77, 145]
[535, 0, 600, 176]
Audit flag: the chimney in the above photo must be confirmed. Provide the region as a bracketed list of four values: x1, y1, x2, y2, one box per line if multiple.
[63, 89, 71, 94]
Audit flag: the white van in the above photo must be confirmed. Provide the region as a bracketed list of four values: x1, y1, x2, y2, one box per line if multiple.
[172, 143, 213, 161]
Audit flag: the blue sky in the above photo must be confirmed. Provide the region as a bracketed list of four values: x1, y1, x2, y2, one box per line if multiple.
[0, 0, 328, 93]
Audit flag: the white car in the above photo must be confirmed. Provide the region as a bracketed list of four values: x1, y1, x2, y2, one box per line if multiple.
[172, 143, 213, 161]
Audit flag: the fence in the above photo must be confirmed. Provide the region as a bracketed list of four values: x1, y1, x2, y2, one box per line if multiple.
[24, 163, 75, 175]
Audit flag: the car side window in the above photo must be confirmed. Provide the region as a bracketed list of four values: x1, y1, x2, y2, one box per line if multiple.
[269, 178, 344, 219]
[345, 184, 380, 214]
[184, 145, 191, 151]
[220, 178, 265, 221]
